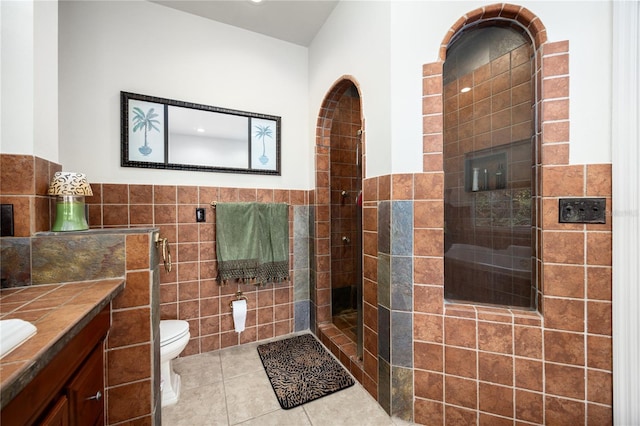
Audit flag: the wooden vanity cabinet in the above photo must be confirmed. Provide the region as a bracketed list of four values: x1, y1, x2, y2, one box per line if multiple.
[1, 306, 110, 426]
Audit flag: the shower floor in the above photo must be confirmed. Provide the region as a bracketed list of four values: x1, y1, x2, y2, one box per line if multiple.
[332, 309, 358, 343]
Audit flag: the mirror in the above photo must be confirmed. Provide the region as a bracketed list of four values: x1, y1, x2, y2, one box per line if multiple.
[121, 91, 281, 175]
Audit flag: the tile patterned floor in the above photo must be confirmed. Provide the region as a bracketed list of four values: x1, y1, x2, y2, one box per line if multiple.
[162, 332, 409, 426]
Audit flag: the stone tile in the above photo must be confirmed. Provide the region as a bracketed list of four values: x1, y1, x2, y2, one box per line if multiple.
[224, 369, 281, 424]
[377, 254, 391, 309]
[378, 201, 390, 255]
[238, 406, 310, 425]
[391, 256, 412, 312]
[219, 342, 263, 378]
[391, 201, 413, 256]
[303, 383, 395, 426]
[173, 351, 223, 390]
[161, 383, 228, 426]
[391, 311, 413, 367]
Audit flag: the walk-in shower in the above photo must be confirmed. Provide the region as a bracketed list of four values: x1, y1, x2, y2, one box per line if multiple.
[443, 25, 535, 308]
[329, 84, 363, 357]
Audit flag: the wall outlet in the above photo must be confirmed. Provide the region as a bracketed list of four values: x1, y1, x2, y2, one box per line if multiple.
[559, 198, 606, 224]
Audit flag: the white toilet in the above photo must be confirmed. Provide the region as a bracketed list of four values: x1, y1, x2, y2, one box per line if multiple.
[159, 320, 190, 407]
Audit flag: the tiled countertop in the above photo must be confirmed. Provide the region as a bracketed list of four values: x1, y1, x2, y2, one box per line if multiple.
[0, 279, 125, 409]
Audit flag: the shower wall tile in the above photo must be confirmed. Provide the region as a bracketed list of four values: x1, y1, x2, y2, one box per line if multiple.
[378, 305, 390, 363]
[392, 174, 413, 200]
[379, 175, 391, 201]
[391, 366, 414, 421]
[479, 382, 513, 418]
[378, 357, 391, 415]
[391, 310, 413, 367]
[377, 201, 390, 254]
[294, 300, 310, 332]
[391, 256, 412, 311]
[377, 253, 390, 309]
[391, 201, 413, 256]
[293, 270, 310, 301]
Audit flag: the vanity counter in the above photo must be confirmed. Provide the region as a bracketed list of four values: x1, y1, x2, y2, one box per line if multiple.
[0, 279, 125, 409]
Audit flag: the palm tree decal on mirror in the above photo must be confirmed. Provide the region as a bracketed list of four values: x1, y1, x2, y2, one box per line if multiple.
[254, 124, 273, 165]
[132, 107, 161, 156]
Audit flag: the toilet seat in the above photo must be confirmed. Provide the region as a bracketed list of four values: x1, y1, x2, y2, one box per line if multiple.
[160, 320, 190, 347]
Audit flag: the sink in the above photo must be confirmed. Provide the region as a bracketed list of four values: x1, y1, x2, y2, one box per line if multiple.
[0, 319, 37, 358]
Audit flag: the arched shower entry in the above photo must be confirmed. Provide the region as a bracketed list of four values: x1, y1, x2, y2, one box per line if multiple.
[313, 77, 364, 359]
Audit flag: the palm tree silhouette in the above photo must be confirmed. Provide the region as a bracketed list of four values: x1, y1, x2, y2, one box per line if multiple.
[254, 124, 273, 165]
[132, 106, 160, 156]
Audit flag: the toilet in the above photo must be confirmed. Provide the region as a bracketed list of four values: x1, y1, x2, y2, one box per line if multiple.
[159, 320, 190, 407]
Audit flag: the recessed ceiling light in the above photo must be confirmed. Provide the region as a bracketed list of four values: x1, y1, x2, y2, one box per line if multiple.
[196, 128, 205, 133]
[460, 87, 471, 93]
[250, 0, 263, 3]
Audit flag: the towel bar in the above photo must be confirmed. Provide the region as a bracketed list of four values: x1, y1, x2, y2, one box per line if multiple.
[210, 201, 289, 209]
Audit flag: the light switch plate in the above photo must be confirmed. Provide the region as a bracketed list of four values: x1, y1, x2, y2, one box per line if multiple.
[196, 208, 206, 223]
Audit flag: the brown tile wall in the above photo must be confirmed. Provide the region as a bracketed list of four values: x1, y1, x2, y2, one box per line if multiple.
[0, 154, 60, 236]
[86, 184, 304, 354]
[105, 231, 160, 425]
[329, 90, 362, 308]
[414, 37, 613, 425]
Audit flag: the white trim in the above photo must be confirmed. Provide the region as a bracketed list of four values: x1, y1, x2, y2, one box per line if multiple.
[612, 1, 640, 424]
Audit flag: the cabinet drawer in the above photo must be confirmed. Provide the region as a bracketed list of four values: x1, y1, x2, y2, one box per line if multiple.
[67, 344, 104, 426]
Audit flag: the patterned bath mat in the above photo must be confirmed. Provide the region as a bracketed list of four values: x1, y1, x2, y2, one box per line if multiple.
[257, 333, 355, 409]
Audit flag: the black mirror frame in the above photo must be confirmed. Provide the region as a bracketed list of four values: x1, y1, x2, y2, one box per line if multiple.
[120, 91, 281, 175]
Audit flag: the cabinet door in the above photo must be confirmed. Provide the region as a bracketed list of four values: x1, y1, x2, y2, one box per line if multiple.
[67, 344, 104, 426]
[40, 396, 69, 426]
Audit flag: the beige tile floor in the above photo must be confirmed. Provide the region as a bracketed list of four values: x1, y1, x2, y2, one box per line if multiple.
[162, 332, 410, 426]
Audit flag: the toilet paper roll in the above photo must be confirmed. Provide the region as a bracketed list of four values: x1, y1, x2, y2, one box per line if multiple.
[232, 299, 247, 333]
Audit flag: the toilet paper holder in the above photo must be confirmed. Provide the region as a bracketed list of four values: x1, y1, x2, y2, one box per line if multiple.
[229, 291, 248, 309]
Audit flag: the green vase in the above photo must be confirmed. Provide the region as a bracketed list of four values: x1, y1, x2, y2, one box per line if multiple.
[51, 196, 89, 231]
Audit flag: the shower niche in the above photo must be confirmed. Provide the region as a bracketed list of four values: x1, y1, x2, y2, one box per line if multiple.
[464, 148, 507, 192]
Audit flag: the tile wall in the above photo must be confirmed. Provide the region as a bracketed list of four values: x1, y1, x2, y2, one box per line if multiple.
[0, 155, 60, 238]
[85, 184, 309, 355]
[413, 35, 613, 425]
[329, 88, 362, 316]
[0, 216, 161, 424]
[315, 6, 611, 426]
[0, 153, 310, 423]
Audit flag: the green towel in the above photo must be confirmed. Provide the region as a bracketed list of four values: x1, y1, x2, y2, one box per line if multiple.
[216, 202, 289, 285]
[258, 203, 289, 283]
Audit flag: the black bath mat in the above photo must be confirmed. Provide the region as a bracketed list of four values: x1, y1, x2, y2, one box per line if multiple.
[257, 333, 355, 409]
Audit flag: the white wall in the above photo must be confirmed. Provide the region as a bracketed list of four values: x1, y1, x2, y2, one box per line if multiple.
[1, 0, 57, 160]
[1, 1, 34, 156]
[1, 0, 58, 159]
[310, 1, 613, 178]
[309, 1, 392, 179]
[58, 0, 310, 189]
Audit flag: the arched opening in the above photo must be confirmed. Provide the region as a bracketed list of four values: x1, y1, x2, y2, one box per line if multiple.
[313, 77, 365, 360]
[443, 22, 536, 308]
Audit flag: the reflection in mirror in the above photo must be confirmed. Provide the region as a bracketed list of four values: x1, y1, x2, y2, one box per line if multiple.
[121, 91, 281, 175]
[168, 106, 249, 169]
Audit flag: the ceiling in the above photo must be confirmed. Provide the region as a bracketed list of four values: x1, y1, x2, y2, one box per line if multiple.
[150, 0, 339, 46]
